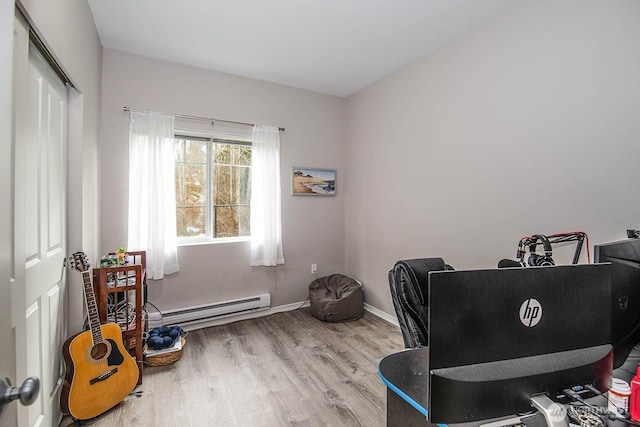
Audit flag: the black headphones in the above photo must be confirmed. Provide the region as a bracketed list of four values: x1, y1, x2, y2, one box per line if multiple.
[527, 234, 555, 267]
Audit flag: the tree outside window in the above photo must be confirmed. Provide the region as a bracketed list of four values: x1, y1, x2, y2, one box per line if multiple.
[174, 135, 251, 240]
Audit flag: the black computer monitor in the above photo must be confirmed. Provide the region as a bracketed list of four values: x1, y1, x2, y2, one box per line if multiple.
[427, 264, 612, 424]
[594, 238, 640, 370]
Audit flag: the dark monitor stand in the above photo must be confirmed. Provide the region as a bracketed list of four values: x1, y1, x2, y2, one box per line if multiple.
[529, 395, 570, 427]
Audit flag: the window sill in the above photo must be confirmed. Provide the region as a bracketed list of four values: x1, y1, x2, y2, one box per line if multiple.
[177, 236, 251, 247]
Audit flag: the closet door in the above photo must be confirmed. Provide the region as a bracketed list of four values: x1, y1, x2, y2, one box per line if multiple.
[12, 12, 68, 427]
[0, 0, 15, 423]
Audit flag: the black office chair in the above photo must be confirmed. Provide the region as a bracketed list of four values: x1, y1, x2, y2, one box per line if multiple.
[388, 258, 453, 348]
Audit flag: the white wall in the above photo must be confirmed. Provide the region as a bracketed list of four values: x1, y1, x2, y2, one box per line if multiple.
[345, 0, 640, 315]
[99, 50, 347, 310]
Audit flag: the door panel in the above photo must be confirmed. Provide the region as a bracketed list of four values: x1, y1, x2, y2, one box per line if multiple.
[23, 73, 39, 263]
[25, 302, 42, 426]
[47, 283, 64, 398]
[13, 18, 68, 426]
[47, 94, 65, 250]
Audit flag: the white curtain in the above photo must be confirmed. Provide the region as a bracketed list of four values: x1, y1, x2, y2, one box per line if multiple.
[250, 125, 285, 266]
[128, 111, 179, 279]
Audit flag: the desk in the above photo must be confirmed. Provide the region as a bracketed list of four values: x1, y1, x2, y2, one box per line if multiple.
[378, 348, 432, 426]
[378, 348, 636, 427]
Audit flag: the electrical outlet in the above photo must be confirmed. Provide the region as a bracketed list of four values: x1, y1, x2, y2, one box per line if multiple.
[311, 264, 317, 275]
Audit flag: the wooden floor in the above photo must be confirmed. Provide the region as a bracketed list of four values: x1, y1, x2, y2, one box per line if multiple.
[61, 308, 404, 427]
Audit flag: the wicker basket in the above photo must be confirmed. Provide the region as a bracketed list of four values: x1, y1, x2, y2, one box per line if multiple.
[145, 337, 186, 367]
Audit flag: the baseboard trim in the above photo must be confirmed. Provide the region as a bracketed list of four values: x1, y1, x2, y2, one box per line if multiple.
[364, 303, 399, 327]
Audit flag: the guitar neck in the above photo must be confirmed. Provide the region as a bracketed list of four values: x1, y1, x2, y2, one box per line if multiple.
[81, 270, 103, 344]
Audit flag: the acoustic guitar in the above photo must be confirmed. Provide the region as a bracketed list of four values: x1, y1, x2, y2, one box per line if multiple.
[60, 252, 139, 420]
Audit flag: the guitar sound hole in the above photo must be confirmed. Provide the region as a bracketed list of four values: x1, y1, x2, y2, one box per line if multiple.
[90, 342, 109, 360]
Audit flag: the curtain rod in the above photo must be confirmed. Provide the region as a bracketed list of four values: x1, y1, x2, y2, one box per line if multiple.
[123, 107, 285, 132]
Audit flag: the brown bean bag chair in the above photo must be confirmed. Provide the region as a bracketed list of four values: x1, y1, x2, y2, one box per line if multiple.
[309, 274, 364, 322]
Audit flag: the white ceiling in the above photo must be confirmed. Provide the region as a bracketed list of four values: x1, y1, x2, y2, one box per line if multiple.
[87, 0, 523, 97]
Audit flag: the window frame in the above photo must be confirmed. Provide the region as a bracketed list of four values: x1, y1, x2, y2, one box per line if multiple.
[174, 129, 252, 245]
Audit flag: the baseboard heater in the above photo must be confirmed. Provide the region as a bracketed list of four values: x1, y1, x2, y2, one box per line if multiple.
[148, 293, 270, 328]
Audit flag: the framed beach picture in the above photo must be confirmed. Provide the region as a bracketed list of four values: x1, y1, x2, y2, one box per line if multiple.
[292, 167, 336, 196]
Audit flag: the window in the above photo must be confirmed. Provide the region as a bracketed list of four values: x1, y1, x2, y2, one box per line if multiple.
[174, 133, 251, 241]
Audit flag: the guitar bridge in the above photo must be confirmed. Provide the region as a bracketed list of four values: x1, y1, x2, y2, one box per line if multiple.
[89, 367, 119, 385]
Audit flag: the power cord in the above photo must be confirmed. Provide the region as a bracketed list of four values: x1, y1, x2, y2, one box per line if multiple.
[106, 300, 136, 327]
[563, 388, 594, 407]
[566, 405, 605, 427]
[597, 388, 640, 426]
[562, 387, 608, 427]
[294, 271, 318, 311]
[144, 300, 165, 326]
[563, 385, 640, 426]
[294, 291, 310, 310]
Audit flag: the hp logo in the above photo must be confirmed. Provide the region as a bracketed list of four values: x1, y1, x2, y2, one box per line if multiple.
[519, 298, 542, 327]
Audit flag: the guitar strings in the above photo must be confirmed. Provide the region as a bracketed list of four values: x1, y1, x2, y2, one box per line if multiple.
[73, 254, 132, 383]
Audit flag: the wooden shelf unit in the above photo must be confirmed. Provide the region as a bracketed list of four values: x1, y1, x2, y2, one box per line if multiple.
[92, 251, 146, 385]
